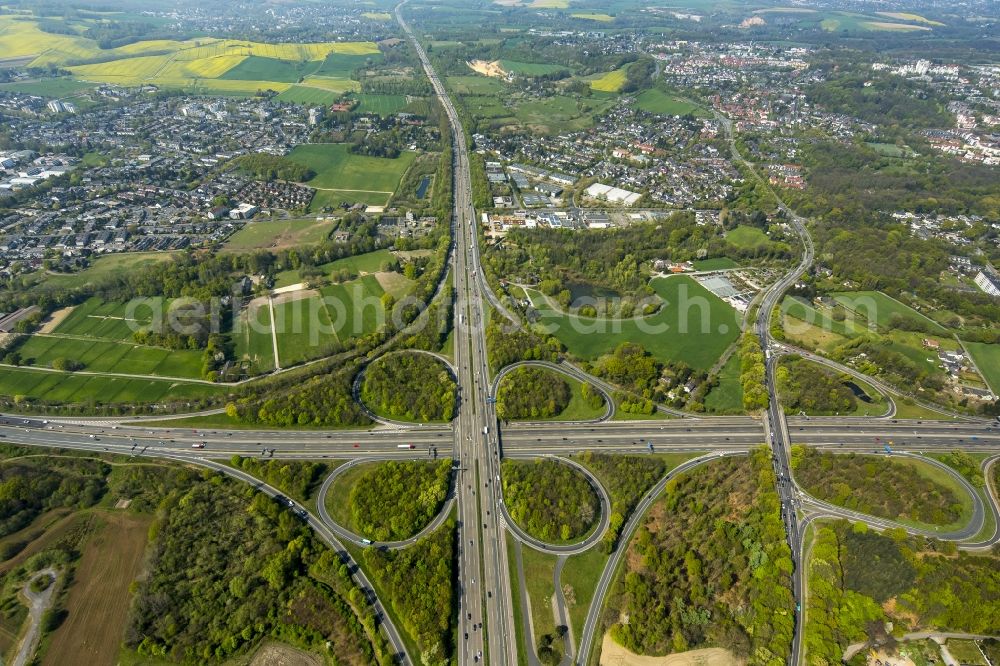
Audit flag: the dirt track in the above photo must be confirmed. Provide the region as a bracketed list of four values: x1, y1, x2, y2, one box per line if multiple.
[599, 636, 738, 666]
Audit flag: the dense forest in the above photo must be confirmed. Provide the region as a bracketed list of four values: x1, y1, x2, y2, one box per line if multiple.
[605, 449, 794, 661]
[574, 452, 667, 553]
[496, 366, 571, 420]
[127, 476, 379, 663]
[776, 356, 858, 415]
[484, 313, 562, 371]
[805, 520, 1000, 665]
[807, 72, 952, 129]
[363, 520, 455, 665]
[791, 447, 964, 526]
[0, 458, 107, 539]
[350, 460, 451, 542]
[502, 459, 599, 543]
[360, 354, 456, 422]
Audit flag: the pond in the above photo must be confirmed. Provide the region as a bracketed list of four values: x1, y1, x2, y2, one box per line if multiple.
[415, 176, 431, 199]
[843, 380, 874, 403]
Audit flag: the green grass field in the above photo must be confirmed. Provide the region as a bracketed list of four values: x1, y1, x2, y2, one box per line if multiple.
[964, 341, 1000, 394]
[571, 12, 615, 21]
[352, 93, 408, 115]
[233, 301, 276, 374]
[287, 143, 415, 195]
[704, 353, 743, 414]
[274, 85, 341, 106]
[0, 366, 224, 404]
[499, 60, 567, 76]
[529, 276, 739, 370]
[832, 291, 946, 333]
[15, 334, 205, 379]
[314, 52, 383, 78]
[223, 219, 334, 251]
[447, 76, 505, 96]
[635, 89, 708, 117]
[219, 56, 320, 83]
[32, 252, 180, 292]
[725, 225, 772, 249]
[0, 78, 95, 97]
[271, 295, 338, 366]
[693, 257, 739, 271]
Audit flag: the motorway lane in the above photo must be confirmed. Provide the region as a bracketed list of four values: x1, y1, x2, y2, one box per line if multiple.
[394, 2, 514, 663]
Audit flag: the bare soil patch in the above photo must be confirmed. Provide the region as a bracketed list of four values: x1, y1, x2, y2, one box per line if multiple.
[37, 307, 74, 335]
[600, 636, 738, 666]
[248, 642, 323, 666]
[41, 512, 151, 666]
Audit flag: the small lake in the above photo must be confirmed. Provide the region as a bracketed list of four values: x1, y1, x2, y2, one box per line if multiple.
[415, 176, 431, 199]
[843, 380, 873, 403]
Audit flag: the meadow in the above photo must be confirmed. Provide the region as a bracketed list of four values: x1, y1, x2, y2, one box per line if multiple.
[528, 275, 739, 370]
[832, 291, 946, 333]
[287, 144, 416, 206]
[964, 341, 1000, 395]
[571, 12, 615, 22]
[222, 219, 334, 251]
[274, 86, 340, 106]
[725, 225, 773, 249]
[635, 89, 709, 117]
[499, 60, 567, 76]
[0, 366, 223, 403]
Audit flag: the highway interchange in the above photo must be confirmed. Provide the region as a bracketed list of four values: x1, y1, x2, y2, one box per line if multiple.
[1, 4, 999, 665]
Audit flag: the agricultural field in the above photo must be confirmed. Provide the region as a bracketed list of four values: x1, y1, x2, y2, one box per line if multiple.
[218, 55, 321, 83]
[447, 75, 506, 96]
[222, 218, 335, 251]
[588, 67, 627, 93]
[571, 12, 615, 22]
[528, 275, 740, 370]
[0, 15, 380, 94]
[635, 88, 709, 117]
[314, 52, 384, 78]
[287, 144, 416, 207]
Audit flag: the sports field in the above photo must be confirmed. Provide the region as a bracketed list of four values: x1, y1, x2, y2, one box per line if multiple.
[353, 94, 408, 115]
[234, 300, 276, 373]
[528, 276, 739, 369]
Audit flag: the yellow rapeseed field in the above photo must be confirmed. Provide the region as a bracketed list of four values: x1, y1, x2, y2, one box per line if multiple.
[590, 68, 627, 92]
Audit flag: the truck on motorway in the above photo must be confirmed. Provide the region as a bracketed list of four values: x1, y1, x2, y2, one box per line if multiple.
[397, 444, 416, 449]
[191, 443, 205, 449]
[483, 426, 488, 435]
